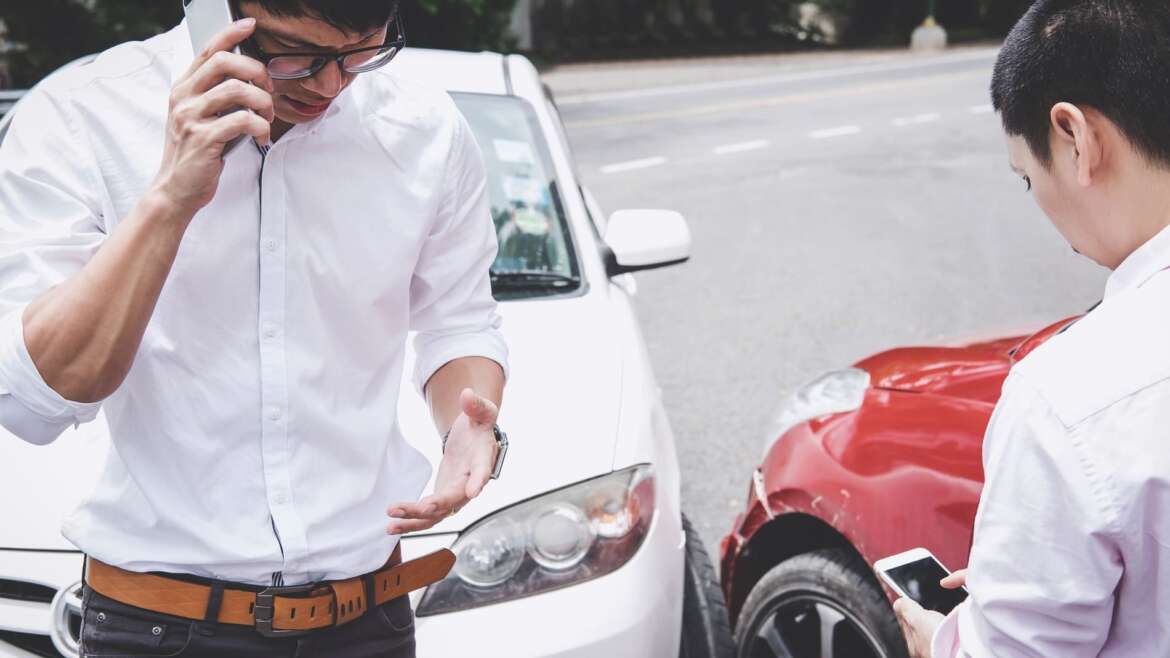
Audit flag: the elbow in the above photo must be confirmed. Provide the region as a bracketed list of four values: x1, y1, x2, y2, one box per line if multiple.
[39, 356, 127, 404]
[48, 378, 117, 405]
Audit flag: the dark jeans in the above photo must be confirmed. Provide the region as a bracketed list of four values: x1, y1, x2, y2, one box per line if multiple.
[80, 585, 416, 658]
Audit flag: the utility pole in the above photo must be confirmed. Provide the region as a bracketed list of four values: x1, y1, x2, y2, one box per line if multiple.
[911, 0, 948, 51]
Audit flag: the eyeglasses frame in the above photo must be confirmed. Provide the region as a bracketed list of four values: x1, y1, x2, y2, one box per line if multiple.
[243, 14, 407, 81]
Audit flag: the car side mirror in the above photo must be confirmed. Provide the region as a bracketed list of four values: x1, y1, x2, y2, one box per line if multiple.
[603, 209, 691, 277]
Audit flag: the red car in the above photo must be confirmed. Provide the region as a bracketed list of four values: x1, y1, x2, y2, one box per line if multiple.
[719, 316, 1080, 658]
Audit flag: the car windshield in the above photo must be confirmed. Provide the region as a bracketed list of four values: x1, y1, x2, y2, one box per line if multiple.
[451, 93, 581, 300]
[0, 92, 582, 300]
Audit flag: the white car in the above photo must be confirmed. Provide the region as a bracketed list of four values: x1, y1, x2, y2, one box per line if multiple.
[0, 48, 734, 658]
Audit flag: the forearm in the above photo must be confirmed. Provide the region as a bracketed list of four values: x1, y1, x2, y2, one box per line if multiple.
[22, 192, 190, 402]
[424, 356, 505, 434]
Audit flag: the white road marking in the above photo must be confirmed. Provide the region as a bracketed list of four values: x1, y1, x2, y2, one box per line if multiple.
[599, 156, 668, 174]
[713, 139, 770, 155]
[969, 104, 994, 114]
[555, 47, 1000, 105]
[809, 125, 861, 139]
[892, 112, 941, 127]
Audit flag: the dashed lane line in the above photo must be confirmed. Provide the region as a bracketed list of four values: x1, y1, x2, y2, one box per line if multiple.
[892, 112, 941, 127]
[809, 125, 862, 139]
[713, 139, 771, 155]
[599, 156, 669, 174]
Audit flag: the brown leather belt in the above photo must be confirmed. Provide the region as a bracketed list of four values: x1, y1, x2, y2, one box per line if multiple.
[84, 547, 455, 637]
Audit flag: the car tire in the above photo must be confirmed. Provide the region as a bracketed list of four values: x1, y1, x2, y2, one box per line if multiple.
[679, 514, 736, 658]
[733, 549, 908, 658]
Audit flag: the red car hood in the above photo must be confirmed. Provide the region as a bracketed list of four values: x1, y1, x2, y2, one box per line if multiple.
[854, 318, 1079, 403]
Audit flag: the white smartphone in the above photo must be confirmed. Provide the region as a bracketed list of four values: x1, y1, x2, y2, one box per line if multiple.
[182, 0, 254, 153]
[874, 547, 968, 615]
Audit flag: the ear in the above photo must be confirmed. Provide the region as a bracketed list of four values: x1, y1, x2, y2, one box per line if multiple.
[1050, 102, 1101, 187]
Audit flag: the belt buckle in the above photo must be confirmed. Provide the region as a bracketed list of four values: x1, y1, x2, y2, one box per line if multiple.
[254, 583, 318, 638]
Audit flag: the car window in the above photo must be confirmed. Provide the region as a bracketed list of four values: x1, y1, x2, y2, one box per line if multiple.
[451, 93, 582, 300]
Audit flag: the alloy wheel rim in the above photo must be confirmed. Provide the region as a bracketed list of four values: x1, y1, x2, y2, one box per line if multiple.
[744, 592, 888, 658]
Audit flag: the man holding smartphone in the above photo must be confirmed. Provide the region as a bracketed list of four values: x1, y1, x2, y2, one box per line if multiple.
[0, 2, 507, 656]
[894, 1, 1170, 656]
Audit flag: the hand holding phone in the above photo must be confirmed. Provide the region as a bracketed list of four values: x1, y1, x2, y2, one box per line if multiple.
[875, 548, 968, 615]
[151, 15, 274, 221]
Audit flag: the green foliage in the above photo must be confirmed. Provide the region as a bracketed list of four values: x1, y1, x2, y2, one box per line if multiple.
[400, 0, 518, 52]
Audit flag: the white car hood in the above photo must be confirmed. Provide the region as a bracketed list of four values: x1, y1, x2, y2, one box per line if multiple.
[0, 292, 622, 550]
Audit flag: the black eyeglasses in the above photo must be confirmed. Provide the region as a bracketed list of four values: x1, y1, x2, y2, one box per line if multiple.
[244, 15, 406, 81]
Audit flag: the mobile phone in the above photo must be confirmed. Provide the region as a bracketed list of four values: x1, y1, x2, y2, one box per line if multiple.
[874, 547, 968, 615]
[182, 0, 254, 153]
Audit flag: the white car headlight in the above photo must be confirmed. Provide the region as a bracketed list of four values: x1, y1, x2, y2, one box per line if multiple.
[763, 368, 870, 457]
[417, 465, 655, 616]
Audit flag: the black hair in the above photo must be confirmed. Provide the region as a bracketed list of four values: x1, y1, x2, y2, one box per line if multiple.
[238, 0, 399, 33]
[991, 0, 1170, 168]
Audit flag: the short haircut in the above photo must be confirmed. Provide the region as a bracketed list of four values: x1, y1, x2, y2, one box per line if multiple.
[991, 0, 1170, 168]
[237, 0, 399, 33]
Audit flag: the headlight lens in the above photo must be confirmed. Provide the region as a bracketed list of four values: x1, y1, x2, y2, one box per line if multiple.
[417, 464, 655, 616]
[764, 368, 870, 456]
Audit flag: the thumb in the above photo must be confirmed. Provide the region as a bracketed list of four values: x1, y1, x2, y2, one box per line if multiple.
[941, 569, 968, 589]
[460, 388, 498, 426]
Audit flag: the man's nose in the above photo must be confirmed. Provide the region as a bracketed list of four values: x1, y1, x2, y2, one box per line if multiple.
[303, 60, 347, 98]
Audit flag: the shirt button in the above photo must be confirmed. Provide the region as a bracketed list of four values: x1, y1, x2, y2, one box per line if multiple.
[268, 407, 282, 421]
[272, 491, 288, 505]
[264, 239, 278, 253]
[263, 324, 278, 339]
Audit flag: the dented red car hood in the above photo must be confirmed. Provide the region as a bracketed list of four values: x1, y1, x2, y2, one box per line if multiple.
[855, 318, 1078, 402]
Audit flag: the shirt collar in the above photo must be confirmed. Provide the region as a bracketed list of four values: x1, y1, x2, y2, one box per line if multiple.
[1104, 223, 1170, 299]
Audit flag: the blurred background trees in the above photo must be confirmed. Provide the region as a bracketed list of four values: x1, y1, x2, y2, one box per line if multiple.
[0, 0, 1034, 88]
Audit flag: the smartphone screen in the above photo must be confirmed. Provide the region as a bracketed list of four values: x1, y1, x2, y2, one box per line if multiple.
[883, 557, 968, 614]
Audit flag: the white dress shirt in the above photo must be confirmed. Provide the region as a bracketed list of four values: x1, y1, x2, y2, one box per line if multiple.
[0, 24, 507, 585]
[932, 223, 1170, 657]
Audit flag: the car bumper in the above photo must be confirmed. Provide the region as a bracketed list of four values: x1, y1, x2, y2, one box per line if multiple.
[0, 509, 685, 658]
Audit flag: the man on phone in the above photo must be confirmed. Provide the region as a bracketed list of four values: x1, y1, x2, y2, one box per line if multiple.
[894, 1, 1170, 656]
[0, 2, 507, 656]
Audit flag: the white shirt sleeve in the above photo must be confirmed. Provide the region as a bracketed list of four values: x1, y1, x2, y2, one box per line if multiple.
[945, 372, 1122, 657]
[410, 112, 509, 394]
[0, 84, 108, 444]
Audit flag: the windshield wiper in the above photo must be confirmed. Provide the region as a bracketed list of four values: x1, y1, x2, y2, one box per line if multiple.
[490, 271, 581, 289]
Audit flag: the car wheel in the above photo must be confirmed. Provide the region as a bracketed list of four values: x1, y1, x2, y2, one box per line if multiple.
[679, 514, 736, 658]
[733, 549, 908, 658]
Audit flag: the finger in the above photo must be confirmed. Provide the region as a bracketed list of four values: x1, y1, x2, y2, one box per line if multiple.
[206, 110, 271, 147]
[460, 388, 499, 427]
[185, 18, 259, 78]
[386, 518, 438, 535]
[893, 597, 922, 620]
[419, 488, 468, 514]
[187, 49, 273, 96]
[199, 78, 276, 122]
[387, 499, 448, 520]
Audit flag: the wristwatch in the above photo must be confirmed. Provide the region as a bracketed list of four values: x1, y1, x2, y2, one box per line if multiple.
[442, 424, 509, 480]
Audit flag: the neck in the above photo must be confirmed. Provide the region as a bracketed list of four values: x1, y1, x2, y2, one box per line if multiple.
[1102, 161, 1170, 269]
[271, 119, 294, 142]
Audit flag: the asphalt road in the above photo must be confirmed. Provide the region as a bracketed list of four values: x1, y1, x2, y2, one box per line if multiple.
[545, 46, 1108, 562]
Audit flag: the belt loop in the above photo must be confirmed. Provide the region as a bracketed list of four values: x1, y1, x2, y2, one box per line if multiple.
[204, 583, 225, 622]
[362, 573, 377, 612]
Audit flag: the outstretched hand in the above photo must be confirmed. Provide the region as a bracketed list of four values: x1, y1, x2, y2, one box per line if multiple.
[387, 389, 499, 535]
